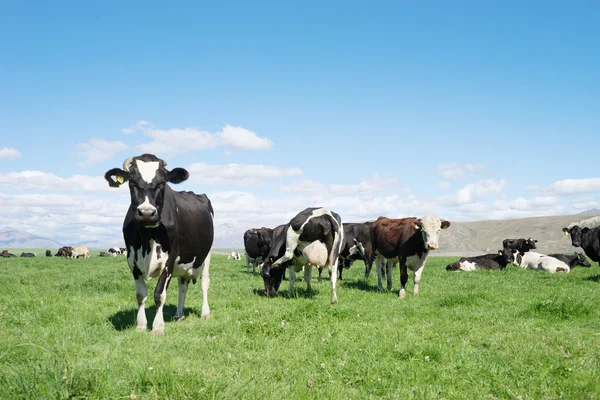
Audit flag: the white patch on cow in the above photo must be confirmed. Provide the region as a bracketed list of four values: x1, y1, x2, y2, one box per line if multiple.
[537, 256, 570, 274]
[174, 256, 200, 279]
[458, 261, 477, 271]
[130, 240, 169, 280]
[419, 215, 444, 250]
[349, 240, 365, 257]
[137, 196, 157, 213]
[136, 159, 159, 184]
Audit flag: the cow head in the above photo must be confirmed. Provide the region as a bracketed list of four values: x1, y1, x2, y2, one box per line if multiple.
[413, 216, 451, 250]
[525, 238, 538, 250]
[574, 253, 591, 268]
[104, 154, 189, 228]
[261, 262, 285, 297]
[497, 248, 515, 265]
[563, 226, 587, 248]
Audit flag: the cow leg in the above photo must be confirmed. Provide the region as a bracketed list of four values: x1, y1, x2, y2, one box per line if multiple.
[176, 277, 189, 320]
[245, 254, 250, 274]
[399, 260, 408, 298]
[152, 268, 172, 335]
[386, 260, 394, 290]
[375, 255, 384, 291]
[200, 252, 211, 319]
[288, 265, 297, 296]
[317, 267, 323, 283]
[134, 277, 148, 332]
[304, 265, 313, 293]
[252, 259, 257, 275]
[413, 262, 425, 296]
[329, 258, 339, 304]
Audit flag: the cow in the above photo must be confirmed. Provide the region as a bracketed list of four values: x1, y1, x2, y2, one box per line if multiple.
[227, 251, 241, 260]
[20, 252, 35, 257]
[446, 248, 515, 271]
[55, 246, 73, 258]
[71, 246, 91, 259]
[108, 247, 122, 256]
[45, 249, 52, 257]
[243, 227, 274, 274]
[502, 238, 538, 255]
[104, 154, 214, 334]
[261, 207, 343, 304]
[562, 225, 600, 265]
[99, 251, 112, 257]
[0, 250, 16, 258]
[515, 251, 591, 273]
[337, 222, 374, 280]
[120, 247, 127, 255]
[371, 215, 450, 297]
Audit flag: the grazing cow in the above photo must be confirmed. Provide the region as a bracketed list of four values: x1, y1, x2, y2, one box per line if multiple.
[45, 249, 52, 257]
[502, 238, 538, 255]
[0, 250, 16, 258]
[337, 222, 374, 280]
[20, 252, 35, 257]
[70, 246, 91, 259]
[108, 247, 122, 256]
[243, 227, 274, 274]
[371, 215, 450, 297]
[227, 251, 241, 260]
[99, 251, 112, 257]
[446, 248, 515, 271]
[261, 207, 343, 304]
[120, 247, 127, 255]
[515, 251, 591, 273]
[104, 154, 214, 334]
[55, 246, 73, 258]
[562, 225, 600, 265]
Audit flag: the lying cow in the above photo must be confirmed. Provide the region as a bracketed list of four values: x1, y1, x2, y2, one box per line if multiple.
[0, 250, 16, 258]
[515, 251, 591, 273]
[446, 248, 515, 271]
[45, 250, 52, 257]
[108, 247, 122, 256]
[227, 251, 241, 260]
[502, 238, 538, 255]
[261, 207, 343, 304]
[99, 251, 112, 257]
[337, 222, 374, 280]
[20, 252, 35, 257]
[371, 216, 450, 297]
[562, 225, 600, 266]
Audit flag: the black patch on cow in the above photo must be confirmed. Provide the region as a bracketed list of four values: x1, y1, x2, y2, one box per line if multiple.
[132, 266, 143, 280]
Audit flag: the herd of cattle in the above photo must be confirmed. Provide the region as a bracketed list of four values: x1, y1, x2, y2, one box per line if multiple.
[0, 246, 127, 258]
[3, 153, 599, 335]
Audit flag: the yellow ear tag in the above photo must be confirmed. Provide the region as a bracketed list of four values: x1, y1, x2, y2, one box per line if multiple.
[116, 176, 124, 184]
[498, 251, 502, 256]
[564, 231, 569, 236]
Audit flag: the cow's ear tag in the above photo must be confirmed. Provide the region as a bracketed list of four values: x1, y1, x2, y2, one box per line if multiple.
[116, 176, 124, 184]
[564, 231, 569, 236]
[498, 251, 503, 256]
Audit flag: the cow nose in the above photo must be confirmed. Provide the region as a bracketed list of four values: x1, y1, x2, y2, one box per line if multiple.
[428, 244, 438, 250]
[137, 208, 156, 218]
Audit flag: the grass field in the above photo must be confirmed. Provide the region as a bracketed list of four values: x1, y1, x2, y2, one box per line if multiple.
[1, 254, 600, 399]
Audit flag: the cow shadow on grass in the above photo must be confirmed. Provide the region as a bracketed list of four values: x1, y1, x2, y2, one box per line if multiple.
[108, 305, 195, 331]
[341, 279, 381, 292]
[252, 287, 320, 299]
[583, 274, 600, 283]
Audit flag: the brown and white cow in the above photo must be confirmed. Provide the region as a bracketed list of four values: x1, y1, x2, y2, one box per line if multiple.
[370, 215, 450, 297]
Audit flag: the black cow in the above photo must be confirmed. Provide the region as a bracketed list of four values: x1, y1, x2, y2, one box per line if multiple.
[547, 252, 592, 267]
[105, 154, 214, 334]
[446, 248, 515, 271]
[562, 225, 600, 265]
[45, 250, 52, 257]
[337, 222, 374, 280]
[261, 207, 343, 304]
[99, 251, 112, 257]
[0, 250, 16, 258]
[20, 252, 35, 257]
[502, 238, 537, 255]
[243, 227, 274, 274]
[55, 246, 73, 258]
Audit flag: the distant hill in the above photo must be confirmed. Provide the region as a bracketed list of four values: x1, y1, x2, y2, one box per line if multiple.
[578, 208, 600, 215]
[0, 227, 62, 249]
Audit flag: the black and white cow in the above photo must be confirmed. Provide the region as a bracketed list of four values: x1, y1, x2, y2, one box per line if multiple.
[227, 251, 241, 260]
[562, 225, 600, 265]
[515, 251, 591, 273]
[446, 248, 515, 271]
[502, 238, 538, 255]
[337, 222, 374, 280]
[261, 207, 343, 304]
[55, 246, 73, 258]
[0, 250, 16, 258]
[105, 154, 214, 334]
[20, 252, 35, 258]
[243, 227, 274, 274]
[108, 247, 122, 256]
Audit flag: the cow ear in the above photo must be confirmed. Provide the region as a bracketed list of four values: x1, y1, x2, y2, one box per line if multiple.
[583, 227, 590, 233]
[412, 219, 422, 230]
[498, 250, 503, 256]
[104, 168, 129, 187]
[441, 220, 451, 229]
[562, 227, 569, 236]
[166, 168, 189, 184]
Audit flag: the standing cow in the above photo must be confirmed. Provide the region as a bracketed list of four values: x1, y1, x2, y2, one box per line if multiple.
[562, 225, 600, 266]
[337, 222, 374, 280]
[105, 154, 214, 334]
[261, 207, 343, 304]
[371, 216, 450, 297]
[243, 227, 274, 274]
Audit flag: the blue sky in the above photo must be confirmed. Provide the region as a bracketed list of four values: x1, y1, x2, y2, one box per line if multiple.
[1, 1, 599, 247]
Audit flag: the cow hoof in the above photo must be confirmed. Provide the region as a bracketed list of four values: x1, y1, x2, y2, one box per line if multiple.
[201, 313, 211, 320]
[387, 286, 392, 291]
[136, 325, 147, 333]
[152, 326, 165, 335]
[399, 289, 406, 298]
[331, 295, 338, 304]
[175, 315, 185, 322]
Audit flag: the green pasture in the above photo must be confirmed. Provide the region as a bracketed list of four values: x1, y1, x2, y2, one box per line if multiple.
[1, 254, 599, 399]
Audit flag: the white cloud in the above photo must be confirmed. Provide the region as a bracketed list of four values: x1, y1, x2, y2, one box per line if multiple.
[440, 179, 507, 205]
[436, 181, 450, 190]
[279, 174, 401, 196]
[185, 163, 303, 186]
[438, 163, 485, 180]
[547, 178, 600, 195]
[75, 138, 129, 166]
[0, 171, 125, 193]
[570, 196, 600, 211]
[122, 120, 149, 134]
[130, 121, 273, 156]
[0, 147, 21, 159]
